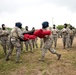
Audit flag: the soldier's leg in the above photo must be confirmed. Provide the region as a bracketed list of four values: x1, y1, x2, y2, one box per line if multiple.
[1, 40, 7, 55]
[70, 36, 74, 47]
[25, 41, 29, 51]
[63, 37, 66, 49]
[66, 36, 70, 48]
[21, 41, 23, 51]
[35, 39, 38, 48]
[16, 47, 21, 63]
[12, 40, 21, 63]
[6, 45, 14, 60]
[53, 37, 55, 48]
[39, 48, 47, 61]
[32, 40, 34, 49]
[54, 37, 57, 48]
[49, 48, 61, 60]
[29, 40, 33, 52]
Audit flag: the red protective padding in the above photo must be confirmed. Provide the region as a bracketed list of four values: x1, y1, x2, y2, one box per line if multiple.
[42, 30, 51, 35]
[34, 29, 51, 38]
[28, 35, 36, 39]
[34, 29, 45, 38]
[24, 34, 36, 40]
[24, 34, 29, 40]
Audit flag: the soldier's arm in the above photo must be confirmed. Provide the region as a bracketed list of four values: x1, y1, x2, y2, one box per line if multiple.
[17, 28, 24, 39]
[5, 29, 10, 35]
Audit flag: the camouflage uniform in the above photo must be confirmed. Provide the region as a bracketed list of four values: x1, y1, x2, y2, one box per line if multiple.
[25, 40, 32, 52]
[52, 28, 58, 48]
[69, 26, 75, 47]
[6, 22, 24, 63]
[23, 26, 33, 52]
[39, 22, 61, 61]
[62, 26, 70, 49]
[32, 37, 38, 49]
[0, 25, 9, 55]
[31, 27, 38, 49]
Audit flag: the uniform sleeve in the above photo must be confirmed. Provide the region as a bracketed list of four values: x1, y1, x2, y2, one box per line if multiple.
[17, 28, 24, 39]
[6, 29, 10, 35]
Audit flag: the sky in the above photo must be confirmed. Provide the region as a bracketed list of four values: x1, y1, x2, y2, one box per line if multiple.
[0, 0, 76, 29]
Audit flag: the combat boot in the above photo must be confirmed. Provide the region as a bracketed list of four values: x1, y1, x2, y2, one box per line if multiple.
[57, 54, 61, 60]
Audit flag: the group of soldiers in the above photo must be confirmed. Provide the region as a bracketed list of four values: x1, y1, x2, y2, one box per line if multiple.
[51, 23, 75, 49]
[0, 22, 75, 63]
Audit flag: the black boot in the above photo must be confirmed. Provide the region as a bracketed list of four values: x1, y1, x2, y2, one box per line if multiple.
[57, 54, 61, 60]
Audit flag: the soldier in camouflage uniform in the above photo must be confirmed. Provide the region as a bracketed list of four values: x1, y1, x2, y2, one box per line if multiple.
[51, 24, 58, 48]
[31, 27, 38, 49]
[61, 23, 70, 49]
[23, 26, 32, 52]
[39, 21, 61, 61]
[0, 24, 9, 55]
[6, 22, 24, 63]
[69, 25, 75, 47]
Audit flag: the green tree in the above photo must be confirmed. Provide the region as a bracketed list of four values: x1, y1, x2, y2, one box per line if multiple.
[57, 25, 64, 30]
[7, 27, 12, 31]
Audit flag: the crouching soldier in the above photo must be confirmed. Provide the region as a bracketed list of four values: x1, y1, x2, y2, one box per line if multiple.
[6, 22, 24, 63]
[39, 21, 61, 61]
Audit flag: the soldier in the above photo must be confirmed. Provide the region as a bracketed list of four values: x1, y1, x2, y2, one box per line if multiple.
[31, 27, 38, 49]
[23, 26, 33, 52]
[69, 25, 75, 47]
[39, 21, 61, 61]
[6, 22, 24, 63]
[61, 23, 70, 49]
[51, 24, 58, 48]
[0, 24, 9, 55]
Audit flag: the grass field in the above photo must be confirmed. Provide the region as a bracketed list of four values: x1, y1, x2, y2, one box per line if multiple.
[0, 38, 76, 75]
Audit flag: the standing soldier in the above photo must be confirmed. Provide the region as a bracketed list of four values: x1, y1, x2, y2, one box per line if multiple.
[6, 22, 24, 63]
[51, 24, 58, 48]
[23, 26, 33, 52]
[69, 25, 75, 48]
[61, 23, 70, 49]
[0, 24, 9, 55]
[39, 21, 61, 61]
[31, 27, 38, 49]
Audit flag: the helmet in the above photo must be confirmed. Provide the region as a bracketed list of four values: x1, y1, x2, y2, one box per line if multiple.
[42, 21, 49, 29]
[15, 22, 22, 29]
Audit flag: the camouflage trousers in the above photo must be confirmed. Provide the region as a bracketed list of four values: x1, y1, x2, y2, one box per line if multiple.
[41, 39, 60, 60]
[0, 37, 8, 55]
[69, 35, 74, 47]
[25, 40, 32, 51]
[6, 37, 21, 62]
[62, 35, 70, 48]
[32, 39, 38, 49]
[52, 34, 57, 48]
